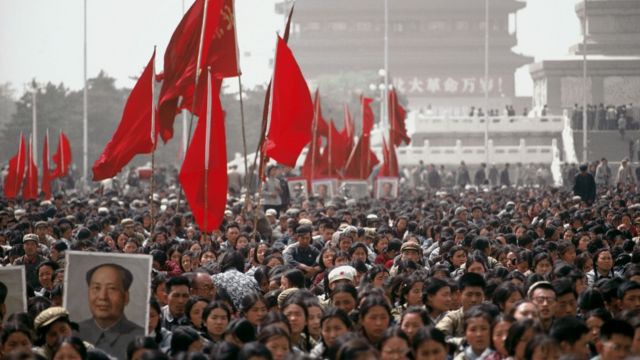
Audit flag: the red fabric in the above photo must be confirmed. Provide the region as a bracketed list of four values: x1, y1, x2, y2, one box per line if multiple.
[42, 132, 52, 198]
[51, 131, 71, 179]
[23, 138, 38, 200]
[158, 0, 239, 142]
[343, 134, 379, 180]
[301, 135, 322, 181]
[262, 36, 314, 168]
[92, 51, 158, 181]
[313, 90, 329, 137]
[361, 97, 374, 136]
[179, 73, 227, 232]
[3, 134, 26, 199]
[378, 137, 399, 177]
[389, 89, 410, 146]
[327, 120, 349, 174]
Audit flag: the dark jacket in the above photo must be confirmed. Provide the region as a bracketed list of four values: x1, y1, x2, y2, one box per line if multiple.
[574, 172, 596, 203]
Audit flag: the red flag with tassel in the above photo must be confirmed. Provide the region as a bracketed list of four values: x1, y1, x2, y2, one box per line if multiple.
[3, 134, 26, 199]
[42, 131, 52, 198]
[179, 70, 227, 232]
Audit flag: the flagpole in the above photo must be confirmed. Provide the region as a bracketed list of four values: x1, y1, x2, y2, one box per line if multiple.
[59, 130, 65, 190]
[328, 120, 333, 176]
[32, 86, 38, 168]
[310, 92, 320, 189]
[150, 46, 157, 234]
[203, 68, 213, 244]
[83, 0, 89, 191]
[238, 77, 250, 202]
[16, 133, 23, 196]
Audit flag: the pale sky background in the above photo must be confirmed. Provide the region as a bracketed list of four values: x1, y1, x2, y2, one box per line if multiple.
[0, 0, 583, 98]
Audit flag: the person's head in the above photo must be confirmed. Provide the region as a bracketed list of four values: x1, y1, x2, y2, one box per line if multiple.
[220, 250, 246, 272]
[378, 327, 411, 360]
[492, 282, 524, 314]
[203, 301, 232, 340]
[424, 278, 452, 315]
[170, 326, 203, 355]
[190, 272, 215, 302]
[549, 316, 590, 360]
[237, 341, 273, 360]
[504, 319, 542, 360]
[33, 307, 74, 351]
[400, 274, 425, 307]
[523, 334, 560, 360]
[38, 261, 59, 290]
[52, 336, 87, 360]
[126, 336, 159, 360]
[304, 299, 324, 340]
[359, 295, 392, 344]
[594, 249, 614, 275]
[492, 314, 515, 357]
[400, 307, 430, 340]
[463, 307, 493, 354]
[527, 281, 557, 323]
[597, 319, 634, 360]
[459, 273, 486, 311]
[320, 307, 353, 350]
[241, 293, 268, 327]
[618, 281, 640, 312]
[533, 253, 553, 277]
[184, 296, 208, 329]
[166, 276, 191, 317]
[336, 337, 379, 360]
[331, 283, 358, 315]
[412, 326, 448, 360]
[85, 263, 133, 328]
[295, 225, 312, 248]
[257, 325, 291, 360]
[280, 295, 308, 337]
[553, 279, 578, 318]
[1, 319, 33, 356]
[280, 269, 305, 290]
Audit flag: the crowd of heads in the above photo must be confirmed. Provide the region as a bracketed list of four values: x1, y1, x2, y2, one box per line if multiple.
[0, 162, 639, 360]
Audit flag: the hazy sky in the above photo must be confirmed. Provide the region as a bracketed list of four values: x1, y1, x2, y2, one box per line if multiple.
[0, 0, 582, 98]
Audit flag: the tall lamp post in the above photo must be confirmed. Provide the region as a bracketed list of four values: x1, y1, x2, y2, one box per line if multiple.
[83, 0, 88, 189]
[582, 0, 588, 163]
[484, 0, 490, 164]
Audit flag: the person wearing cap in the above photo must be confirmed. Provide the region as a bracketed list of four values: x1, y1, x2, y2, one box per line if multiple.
[32, 306, 94, 359]
[13, 234, 45, 289]
[470, 205, 485, 228]
[34, 221, 55, 248]
[389, 241, 423, 277]
[616, 157, 636, 187]
[283, 225, 320, 278]
[77, 263, 144, 359]
[327, 265, 357, 291]
[528, 281, 557, 332]
[574, 164, 596, 204]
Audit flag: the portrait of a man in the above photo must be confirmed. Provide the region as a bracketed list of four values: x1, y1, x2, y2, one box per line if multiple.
[64, 251, 151, 360]
[77, 263, 144, 359]
[0, 267, 27, 321]
[375, 177, 399, 199]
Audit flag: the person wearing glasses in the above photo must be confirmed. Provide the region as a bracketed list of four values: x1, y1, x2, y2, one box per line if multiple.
[527, 281, 557, 332]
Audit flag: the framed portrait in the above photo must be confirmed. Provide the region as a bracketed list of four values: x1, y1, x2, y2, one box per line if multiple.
[375, 177, 399, 199]
[312, 178, 338, 200]
[340, 180, 370, 199]
[64, 251, 152, 359]
[0, 266, 27, 316]
[287, 177, 308, 201]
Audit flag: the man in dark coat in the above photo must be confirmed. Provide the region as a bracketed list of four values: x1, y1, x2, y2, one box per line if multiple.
[573, 164, 596, 204]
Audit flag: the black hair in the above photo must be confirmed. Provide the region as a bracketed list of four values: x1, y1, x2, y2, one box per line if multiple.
[578, 289, 605, 313]
[549, 316, 589, 346]
[1, 318, 33, 346]
[463, 306, 493, 331]
[492, 282, 524, 312]
[166, 276, 190, 294]
[336, 337, 378, 360]
[237, 341, 273, 360]
[617, 280, 640, 300]
[399, 274, 424, 306]
[226, 318, 257, 344]
[359, 295, 392, 343]
[412, 326, 447, 352]
[523, 334, 558, 360]
[259, 312, 291, 334]
[600, 319, 635, 341]
[552, 278, 577, 298]
[377, 326, 410, 354]
[458, 272, 486, 291]
[184, 296, 209, 329]
[85, 263, 133, 291]
[281, 268, 306, 289]
[169, 326, 201, 355]
[256, 324, 291, 349]
[220, 250, 245, 272]
[0, 281, 7, 304]
[240, 293, 267, 315]
[126, 336, 159, 360]
[400, 306, 431, 327]
[504, 319, 542, 357]
[53, 336, 87, 360]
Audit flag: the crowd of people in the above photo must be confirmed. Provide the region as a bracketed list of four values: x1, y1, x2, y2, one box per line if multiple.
[570, 103, 639, 134]
[0, 156, 639, 360]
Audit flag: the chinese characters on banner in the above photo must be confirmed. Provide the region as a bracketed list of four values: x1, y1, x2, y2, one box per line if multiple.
[393, 76, 505, 96]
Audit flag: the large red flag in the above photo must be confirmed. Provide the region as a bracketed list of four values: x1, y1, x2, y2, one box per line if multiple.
[3, 134, 26, 199]
[42, 131, 52, 198]
[158, 0, 239, 142]
[262, 36, 314, 168]
[51, 131, 71, 178]
[23, 137, 38, 200]
[93, 51, 158, 181]
[389, 89, 410, 146]
[361, 97, 375, 136]
[328, 120, 349, 173]
[179, 71, 227, 232]
[343, 135, 379, 179]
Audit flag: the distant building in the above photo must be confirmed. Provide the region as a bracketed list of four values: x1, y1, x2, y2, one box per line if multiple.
[530, 0, 640, 114]
[277, 0, 532, 115]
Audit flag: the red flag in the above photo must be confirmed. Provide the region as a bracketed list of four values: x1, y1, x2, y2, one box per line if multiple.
[361, 96, 374, 136]
[301, 135, 322, 181]
[262, 36, 314, 168]
[23, 137, 38, 200]
[328, 120, 349, 174]
[42, 131, 52, 198]
[3, 134, 26, 199]
[378, 137, 399, 177]
[313, 90, 329, 137]
[343, 135, 379, 180]
[389, 89, 410, 146]
[179, 71, 227, 232]
[93, 51, 158, 181]
[51, 131, 71, 179]
[158, 0, 239, 143]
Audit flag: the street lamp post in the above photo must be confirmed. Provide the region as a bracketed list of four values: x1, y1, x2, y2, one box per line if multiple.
[582, 0, 588, 163]
[383, 0, 389, 134]
[83, 0, 88, 189]
[484, 0, 490, 164]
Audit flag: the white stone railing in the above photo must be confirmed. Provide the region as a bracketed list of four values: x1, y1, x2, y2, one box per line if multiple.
[408, 114, 565, 134]
[561, 110, 579, 164]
